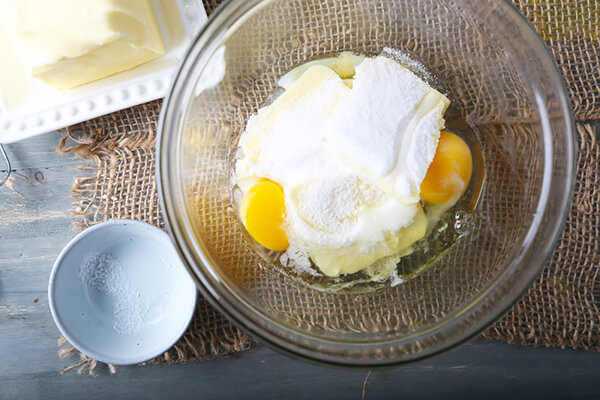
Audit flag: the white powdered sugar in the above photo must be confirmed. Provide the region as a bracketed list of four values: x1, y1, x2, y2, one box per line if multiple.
[381, 47, 435, 86]
[279, 244, 316, 275]
[79, 253, 150, 335]
[324, 54, 448, 203]
[293, 175, 380, 235]
[324, 55, 431, 177]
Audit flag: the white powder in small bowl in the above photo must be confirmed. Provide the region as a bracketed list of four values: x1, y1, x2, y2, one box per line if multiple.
[79, 253, 150, 336]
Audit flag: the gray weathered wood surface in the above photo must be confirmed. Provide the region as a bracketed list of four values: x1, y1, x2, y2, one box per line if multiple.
[1, 132, 599, 399]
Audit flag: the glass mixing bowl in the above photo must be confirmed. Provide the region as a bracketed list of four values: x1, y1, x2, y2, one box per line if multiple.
[157, 0, 576, 366]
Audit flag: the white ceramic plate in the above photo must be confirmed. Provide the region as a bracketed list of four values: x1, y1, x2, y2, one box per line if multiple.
[0, 0, 207, 144]
[48, 220, 197, 365]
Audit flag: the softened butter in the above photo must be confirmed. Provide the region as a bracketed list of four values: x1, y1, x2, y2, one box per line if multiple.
[1, 0, 165, 89]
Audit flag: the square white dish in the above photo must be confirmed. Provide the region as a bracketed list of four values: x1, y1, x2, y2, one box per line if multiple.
[0, 0, 208, 144]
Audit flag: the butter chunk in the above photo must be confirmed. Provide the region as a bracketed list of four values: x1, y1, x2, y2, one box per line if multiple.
[237, 65, 351, 186]
[278, 52, 366, 89]
[1, 0, 165, 89]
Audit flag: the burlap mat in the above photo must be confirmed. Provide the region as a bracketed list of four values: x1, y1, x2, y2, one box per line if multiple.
[481, 0, 600, 349]
[515, 0, 600, 121]
[55, 0, 599, 372]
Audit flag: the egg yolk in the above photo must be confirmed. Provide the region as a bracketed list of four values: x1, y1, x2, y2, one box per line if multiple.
[240, 179, 289, 251]
[420, 131, 473, 205]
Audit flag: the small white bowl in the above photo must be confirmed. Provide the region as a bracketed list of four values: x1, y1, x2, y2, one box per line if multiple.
[48, 219, 197, 365]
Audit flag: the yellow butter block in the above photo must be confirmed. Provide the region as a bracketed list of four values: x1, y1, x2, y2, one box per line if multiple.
[1, 0, 165, 89]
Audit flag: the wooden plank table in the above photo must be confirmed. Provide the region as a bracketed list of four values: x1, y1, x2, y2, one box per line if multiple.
[1, 132, 599, 399]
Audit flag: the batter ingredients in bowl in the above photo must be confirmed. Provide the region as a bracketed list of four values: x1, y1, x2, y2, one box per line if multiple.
[233, 49, 481, 291]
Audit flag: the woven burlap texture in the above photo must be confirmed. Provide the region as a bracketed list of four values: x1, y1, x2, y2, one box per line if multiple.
[481, 122, 600, 349]
[57, 0, 600, 372]
[483, 0, 600, 349]
[514, 0, 600, 121]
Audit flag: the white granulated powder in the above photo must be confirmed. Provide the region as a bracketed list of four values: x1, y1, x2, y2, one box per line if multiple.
[324, 55, 431, 177]
[79, 253, 150, 335]
[324, 55, 448, 202]
[289, 174, 385, 242]
[294, 175, 365, 234]
[381, 47, 435, 86]
[279, 244, 316, 276]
